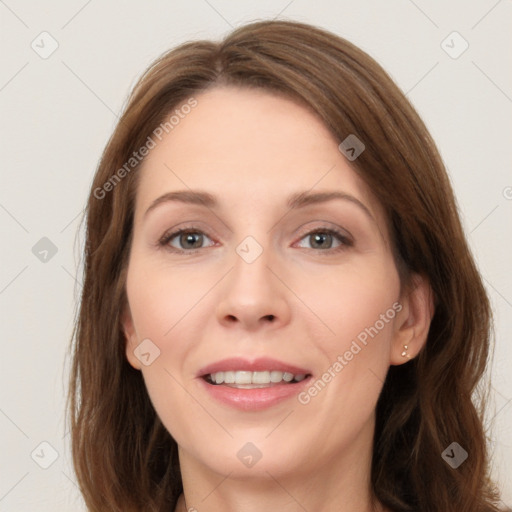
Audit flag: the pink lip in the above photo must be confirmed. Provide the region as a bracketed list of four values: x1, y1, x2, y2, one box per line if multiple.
[196, 357, 311, 377]
[196, 357, 313, 411]
[198, 375, 312, 411]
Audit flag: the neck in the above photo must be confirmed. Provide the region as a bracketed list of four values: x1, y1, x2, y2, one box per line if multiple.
[175, 479, 385, 512]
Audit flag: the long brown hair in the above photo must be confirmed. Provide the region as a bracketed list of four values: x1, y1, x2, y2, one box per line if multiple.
[67, 19, 503, 511]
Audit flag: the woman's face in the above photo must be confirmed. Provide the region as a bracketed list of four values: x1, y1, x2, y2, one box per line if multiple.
[122, 85, 408, 480]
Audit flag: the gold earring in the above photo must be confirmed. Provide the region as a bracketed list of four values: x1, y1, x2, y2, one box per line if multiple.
[401, 344, 411, 359]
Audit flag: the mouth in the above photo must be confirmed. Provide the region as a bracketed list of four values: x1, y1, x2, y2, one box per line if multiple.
[197, 356, 313, 388]
[196, 357, 313, 409]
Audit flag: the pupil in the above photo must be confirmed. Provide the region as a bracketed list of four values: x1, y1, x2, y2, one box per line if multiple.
[312, 233, 330, 248]
[183, 233, 201, 248]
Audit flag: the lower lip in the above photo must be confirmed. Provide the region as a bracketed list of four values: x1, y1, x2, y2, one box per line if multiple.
[198, 376, 312, 411]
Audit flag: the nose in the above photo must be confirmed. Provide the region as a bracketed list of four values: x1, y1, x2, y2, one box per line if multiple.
[215, 239, 291, 332]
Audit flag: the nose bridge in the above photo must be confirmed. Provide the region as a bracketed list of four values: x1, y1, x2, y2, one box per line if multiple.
[231, 231, 276, 298]
[215, 226, 291, 329]
[229, 207, 277, 278]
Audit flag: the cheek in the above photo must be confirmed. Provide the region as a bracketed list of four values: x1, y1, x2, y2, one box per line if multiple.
[297, 258, 400, 347]
[125, 261, 208, 440]
[293, 260, 399, 411]
[126, 258, 202, 342]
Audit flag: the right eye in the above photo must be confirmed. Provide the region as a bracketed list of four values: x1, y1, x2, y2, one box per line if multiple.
[159, 227, 216, 254]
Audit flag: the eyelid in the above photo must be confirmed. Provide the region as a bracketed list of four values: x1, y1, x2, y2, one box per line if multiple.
[294, 220, 353, 243]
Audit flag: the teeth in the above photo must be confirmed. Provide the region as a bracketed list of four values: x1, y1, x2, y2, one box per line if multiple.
[235, 371, 252, 384]
[282, 372, 294, 382]
[252, 371, 270, 384]
[224, 371, 235, 384]
[270, 370, 283, 383]
[207, 370, 308, 385]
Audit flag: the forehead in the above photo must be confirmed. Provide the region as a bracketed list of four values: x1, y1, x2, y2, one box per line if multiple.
[134, 85, 384, 224]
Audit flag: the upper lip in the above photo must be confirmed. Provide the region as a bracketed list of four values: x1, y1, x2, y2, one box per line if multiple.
[197, 357, 312, 377]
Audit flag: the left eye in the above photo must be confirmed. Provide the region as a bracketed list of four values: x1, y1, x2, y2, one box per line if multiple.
[295, 229, 350, 251]
[159, 227, 352, 254]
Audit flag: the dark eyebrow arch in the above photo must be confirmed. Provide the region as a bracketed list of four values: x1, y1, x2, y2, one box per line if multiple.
[143, 189, 375, 223]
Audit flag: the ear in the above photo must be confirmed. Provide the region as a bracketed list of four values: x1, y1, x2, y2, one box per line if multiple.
[390, 273, 435, 365]
[121, 304, 142, 370]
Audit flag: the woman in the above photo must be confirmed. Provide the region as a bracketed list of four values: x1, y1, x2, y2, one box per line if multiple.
[67, 19, 504, 512]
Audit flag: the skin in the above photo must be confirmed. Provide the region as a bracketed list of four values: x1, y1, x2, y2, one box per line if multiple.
[122, 85, 433, 512]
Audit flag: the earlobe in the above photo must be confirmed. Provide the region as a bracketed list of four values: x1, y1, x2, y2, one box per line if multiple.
[120, 306, 142, 371]
[390, 274, 435, 365]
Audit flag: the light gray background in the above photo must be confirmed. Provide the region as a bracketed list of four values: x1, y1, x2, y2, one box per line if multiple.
[1, 1, 511, 510]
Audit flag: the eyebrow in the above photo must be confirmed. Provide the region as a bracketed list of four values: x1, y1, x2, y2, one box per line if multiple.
[143, 189, 375, 222]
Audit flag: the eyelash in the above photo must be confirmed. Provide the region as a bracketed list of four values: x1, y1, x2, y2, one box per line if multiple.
[157, 224, 353, 255]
